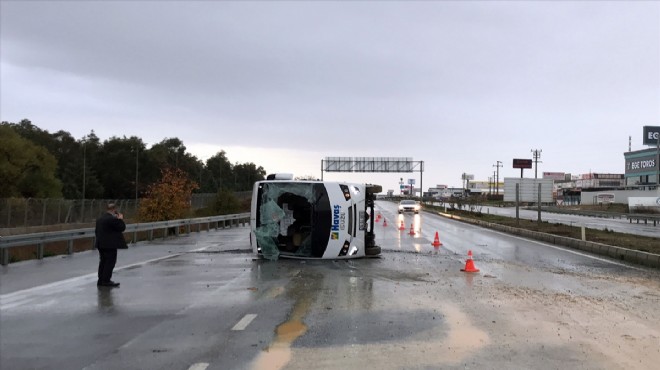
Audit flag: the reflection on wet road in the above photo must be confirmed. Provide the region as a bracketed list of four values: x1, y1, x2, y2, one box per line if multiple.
[2, 206, 659, 370]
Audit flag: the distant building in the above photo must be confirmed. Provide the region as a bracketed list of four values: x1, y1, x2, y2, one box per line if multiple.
[624, 147, 659, 188]
[575, 173, 625, 190]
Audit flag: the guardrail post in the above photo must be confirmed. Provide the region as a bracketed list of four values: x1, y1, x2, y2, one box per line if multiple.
[132, 230, 137, 244]
[2, 249, 9, 266]
[67, 239, 74, 255]
[37, 243, 44, 259]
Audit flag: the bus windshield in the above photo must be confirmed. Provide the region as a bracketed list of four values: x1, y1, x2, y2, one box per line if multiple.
[254, 182, 330, 259]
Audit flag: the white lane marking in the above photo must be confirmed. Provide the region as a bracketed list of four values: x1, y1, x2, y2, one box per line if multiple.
[232, 314, 257, 331]
[188, 363, 209, 370]
[0, 253, 184, 310]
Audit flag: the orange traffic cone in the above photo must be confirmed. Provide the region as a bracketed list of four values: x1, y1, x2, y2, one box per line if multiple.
[382, 218, 388, 227]
[399, 220, 405, 230]
[375, 214, 381, 223]
[461, 250, 480, 273]
[432, 231, 443, 247]
[408, 223, 415, 235]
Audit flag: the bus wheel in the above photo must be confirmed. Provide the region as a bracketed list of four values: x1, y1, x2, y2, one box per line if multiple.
[366, 184, 383, 195]
[365, 246, 381, 256]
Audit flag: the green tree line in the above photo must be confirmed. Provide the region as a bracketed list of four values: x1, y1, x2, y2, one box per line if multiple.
[0, 119, 267, 199]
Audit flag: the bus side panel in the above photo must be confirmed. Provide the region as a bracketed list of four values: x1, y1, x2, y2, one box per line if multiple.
[321, 184, 367, 258]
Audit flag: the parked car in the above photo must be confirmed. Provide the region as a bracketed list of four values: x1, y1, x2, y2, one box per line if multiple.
[398, 199, 420, 214]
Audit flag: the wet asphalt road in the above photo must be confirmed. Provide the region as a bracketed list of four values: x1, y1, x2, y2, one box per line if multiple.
[1, 202, 659, 370]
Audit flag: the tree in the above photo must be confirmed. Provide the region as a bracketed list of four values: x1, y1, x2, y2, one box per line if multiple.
[202, 150, 233, 192]
[233, 162, 266, 190]
[146, 138, 203, 192]
[138, 168, 199, 221]
[212, 189, 242, 215]
[0, 125, 62, 198]
[95, 136, 145, 199]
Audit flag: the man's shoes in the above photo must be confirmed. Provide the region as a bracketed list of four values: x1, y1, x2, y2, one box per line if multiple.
[97, 280, 120, 287]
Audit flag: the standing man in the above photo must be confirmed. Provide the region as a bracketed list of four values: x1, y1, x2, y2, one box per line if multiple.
[95, 203, 128, 287]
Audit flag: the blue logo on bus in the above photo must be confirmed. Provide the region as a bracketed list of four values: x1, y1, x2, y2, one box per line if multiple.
[332, 205, 341, 231]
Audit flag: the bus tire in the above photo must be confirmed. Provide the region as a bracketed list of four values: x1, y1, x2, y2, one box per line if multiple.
[365, 245, 381, 256]
[366, 184, 383, 195]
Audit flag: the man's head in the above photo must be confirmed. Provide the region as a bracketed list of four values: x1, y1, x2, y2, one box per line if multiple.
[106, 203, 117, 212]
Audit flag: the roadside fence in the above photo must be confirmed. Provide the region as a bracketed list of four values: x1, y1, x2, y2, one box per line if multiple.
[0, 193, 250, 229]
[0, 213, 251, 266]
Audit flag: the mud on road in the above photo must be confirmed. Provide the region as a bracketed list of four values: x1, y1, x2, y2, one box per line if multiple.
[258, 250, 660, 370]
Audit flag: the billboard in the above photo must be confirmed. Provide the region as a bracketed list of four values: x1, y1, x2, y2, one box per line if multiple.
[643, 126, 660, 146]
[503, 178, 554, 203]
[628, 197, 660, 213]
[513, 159, 533, 169]
[543, 172, 566, 181]
[625, 150, 658, 175]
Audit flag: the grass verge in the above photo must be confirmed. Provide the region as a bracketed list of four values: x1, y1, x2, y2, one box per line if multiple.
[427, 205, 660, 255]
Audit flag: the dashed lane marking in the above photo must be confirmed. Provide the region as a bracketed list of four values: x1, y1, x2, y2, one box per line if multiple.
[232, 314, 257, 331]
[188, 363, 209, 370]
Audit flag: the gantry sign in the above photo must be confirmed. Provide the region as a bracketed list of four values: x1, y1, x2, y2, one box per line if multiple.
[321, 157, 425, 197]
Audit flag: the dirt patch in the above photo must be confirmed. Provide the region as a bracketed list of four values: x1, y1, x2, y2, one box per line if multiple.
[479, 274, 660, 370]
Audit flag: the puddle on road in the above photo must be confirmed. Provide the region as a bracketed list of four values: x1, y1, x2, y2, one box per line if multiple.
[251, 292, 311, 370]
[441, 303, 491, 363]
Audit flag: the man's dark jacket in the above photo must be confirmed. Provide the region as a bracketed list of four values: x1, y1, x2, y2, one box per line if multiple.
[95, 213, 128, 249]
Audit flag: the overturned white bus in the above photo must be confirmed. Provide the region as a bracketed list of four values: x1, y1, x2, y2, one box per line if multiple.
[250, 175, 382, 260]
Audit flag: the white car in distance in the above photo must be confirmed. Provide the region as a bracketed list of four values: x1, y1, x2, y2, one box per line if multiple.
[398, 199, 420, 214]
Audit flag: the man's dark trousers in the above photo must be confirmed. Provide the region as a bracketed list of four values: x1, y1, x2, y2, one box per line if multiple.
[98, 248, 118, 283]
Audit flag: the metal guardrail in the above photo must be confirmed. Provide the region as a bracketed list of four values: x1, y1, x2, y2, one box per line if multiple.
[627, 214, 660, 226]
[0, 213, 251, 266]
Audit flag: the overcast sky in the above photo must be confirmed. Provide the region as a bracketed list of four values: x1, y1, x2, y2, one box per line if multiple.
[1, 1, 659, 192]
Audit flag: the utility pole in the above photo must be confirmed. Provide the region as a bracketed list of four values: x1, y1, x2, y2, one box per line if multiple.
[493, 161, 502, 195]
[82, 141, 86, 201]
[135, 146, 139, 208]
[492, 170, 496, 195]
[531, 149, 542, 179]
[81, 139, 87, 223]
